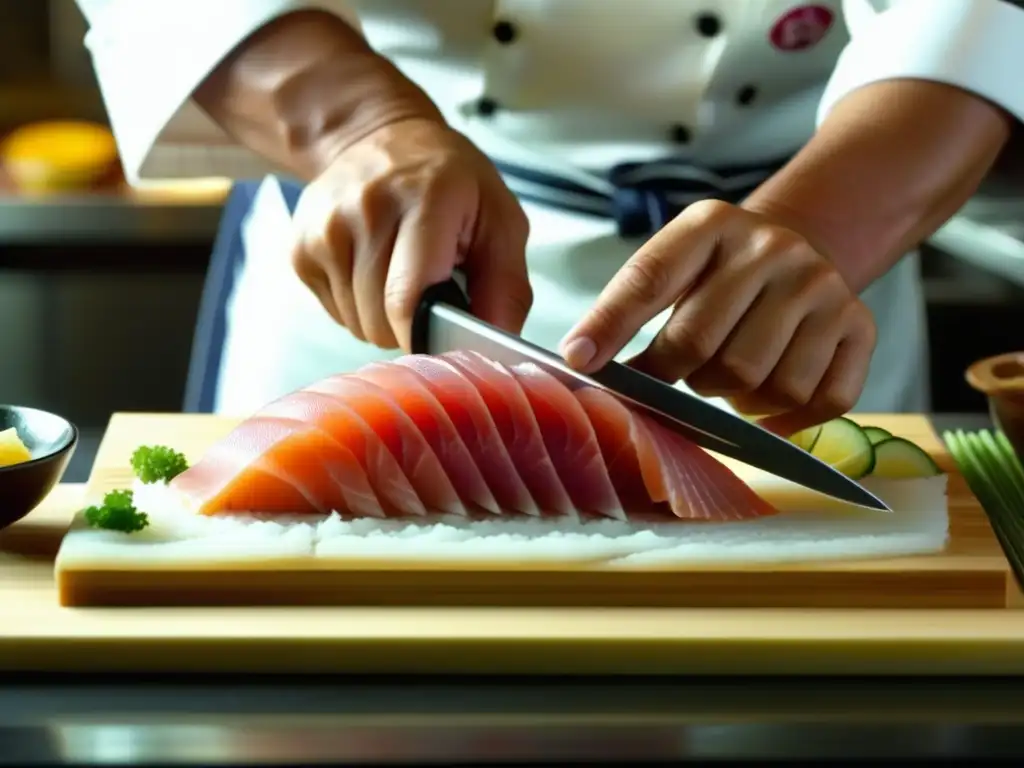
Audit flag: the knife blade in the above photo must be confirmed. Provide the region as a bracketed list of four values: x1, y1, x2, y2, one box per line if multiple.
[410, 277, 891, 512]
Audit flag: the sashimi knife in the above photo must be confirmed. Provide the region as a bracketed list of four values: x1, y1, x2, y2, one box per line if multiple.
[410, 275, 891, 512]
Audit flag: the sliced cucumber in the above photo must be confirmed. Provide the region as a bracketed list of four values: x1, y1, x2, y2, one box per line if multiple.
[807, 417, 875, 480]
[788, 424, 823, 453]
[869, 436, 942, 479]
[862, 426, 892, 446]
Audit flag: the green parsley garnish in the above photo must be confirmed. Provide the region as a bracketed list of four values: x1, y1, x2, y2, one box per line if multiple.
[83, 489, 150, 533]
[130, 444, 189, 484]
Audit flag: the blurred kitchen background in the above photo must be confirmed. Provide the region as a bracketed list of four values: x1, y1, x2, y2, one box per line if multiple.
[2, 0, 1024, 482]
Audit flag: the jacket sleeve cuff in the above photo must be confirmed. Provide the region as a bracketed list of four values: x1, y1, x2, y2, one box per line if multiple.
[84, 0, 362, 183]
[818, 0, 1024, 127]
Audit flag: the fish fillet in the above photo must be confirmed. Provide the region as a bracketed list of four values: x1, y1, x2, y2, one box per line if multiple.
[304, 375, 466, 516]
[257, 390, 421, 517]
[356, 361, 501, 515]
[171, 415, 382, 516]
[393, 355, 540, 516]
[170, 354, 780, 522]
[444, 351, 576, 518]
[511, 363, 624, 520]
[576, 388, 778, 521]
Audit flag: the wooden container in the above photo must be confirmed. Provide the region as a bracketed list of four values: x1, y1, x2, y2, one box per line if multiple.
[966, 351, 1024, 460]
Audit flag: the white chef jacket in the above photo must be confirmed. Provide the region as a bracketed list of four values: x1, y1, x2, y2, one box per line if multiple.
[74, 0, 1024, 416]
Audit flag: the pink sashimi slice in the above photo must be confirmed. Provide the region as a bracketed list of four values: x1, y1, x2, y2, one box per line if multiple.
[304, 375, 466, 516]
[510, 363, 624, 520]
[575, 387, 779, 521]
[355, 360, 501, 515]
[443, 350, 576, 519]
[173, 353, 780, 523]
[393, 355, 540, 516]
[171, 416, 381, 517]
[257, 390, 422, 517]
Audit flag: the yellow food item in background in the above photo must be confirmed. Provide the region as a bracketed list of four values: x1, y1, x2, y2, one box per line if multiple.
[0, 427, 32, 467]
[1, 120, 118, 195]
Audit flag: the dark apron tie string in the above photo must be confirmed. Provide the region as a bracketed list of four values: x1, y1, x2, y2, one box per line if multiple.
[493, 156, 789, 238]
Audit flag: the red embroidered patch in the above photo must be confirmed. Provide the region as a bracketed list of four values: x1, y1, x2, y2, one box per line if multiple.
[769, 5, 835, 52]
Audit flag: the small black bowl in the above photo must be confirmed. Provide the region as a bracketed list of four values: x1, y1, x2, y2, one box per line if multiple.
[0, 405, 78, 531]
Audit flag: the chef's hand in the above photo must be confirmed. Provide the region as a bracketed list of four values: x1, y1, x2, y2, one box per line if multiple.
[290, 116, 532, 351]
[559, 200, 877, 436]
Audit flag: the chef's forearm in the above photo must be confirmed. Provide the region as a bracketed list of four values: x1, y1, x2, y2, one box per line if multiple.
[742, 78, 1012, 293]
[192, 10, 443, 180]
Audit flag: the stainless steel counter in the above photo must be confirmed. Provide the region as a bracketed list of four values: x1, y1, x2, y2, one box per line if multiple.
[4, 675, 1024, 763]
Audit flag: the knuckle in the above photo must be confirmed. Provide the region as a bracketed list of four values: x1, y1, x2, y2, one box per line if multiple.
[662, 321, 716, 365]
[509, 280, 534, 316]
[843, 301, 877, 340]
[582, 302, 626, 344]
[685, 198, 732, 225]
[817, 386, 858, 417]
[621, 257, 673, 307]
[290, 244, 315, 282]
[718, 352, 768, 390]
[795, 263, 848, 305]
[357, 177, 397, 214]
[813, 265, 848, 293]
[388, 173, 425, 204]
[778, 380, 815, 408]
[505, 200, 531, 240]
[753, 225, 805, 257]
[322, 212, 353, 256]
[420, 163, 470, 204]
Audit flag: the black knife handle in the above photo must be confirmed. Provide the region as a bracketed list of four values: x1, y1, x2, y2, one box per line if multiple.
[410, 273, 471, 355]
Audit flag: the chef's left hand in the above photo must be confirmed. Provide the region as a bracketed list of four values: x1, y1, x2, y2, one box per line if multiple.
[559, 200, 877, 436]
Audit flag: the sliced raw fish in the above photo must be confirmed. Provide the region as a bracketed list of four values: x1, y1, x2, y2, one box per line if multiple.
[304, 376, 466, 516]
[171, 353, 780, 522]
[172, 416, 380, 517]
[575, 388, 777, 521]
[572, 391, 651, 512]
[258, 390, 421, 517]
[355, 361, 501, 515]
[393, 355, 540, 516]
[511, 364, 624, 520]
[443, 350, 575, 518]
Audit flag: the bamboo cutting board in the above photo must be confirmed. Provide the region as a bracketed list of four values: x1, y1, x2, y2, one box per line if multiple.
[52, 413, 1013, 611]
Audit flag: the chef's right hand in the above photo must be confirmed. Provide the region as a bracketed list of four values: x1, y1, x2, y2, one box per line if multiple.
[290, 116, 532, 351]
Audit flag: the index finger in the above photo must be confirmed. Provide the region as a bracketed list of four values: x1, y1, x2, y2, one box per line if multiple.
[559, 222, 716, 372]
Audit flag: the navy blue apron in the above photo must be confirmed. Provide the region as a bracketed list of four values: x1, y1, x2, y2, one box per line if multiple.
[181, 157, 785, 413]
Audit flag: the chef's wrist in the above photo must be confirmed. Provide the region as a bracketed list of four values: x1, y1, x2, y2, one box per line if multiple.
[194, 9, 445, 179]
[739, 195, 858, 288]
[742, 79, 1011, 295]
[282, 51, 446, 177]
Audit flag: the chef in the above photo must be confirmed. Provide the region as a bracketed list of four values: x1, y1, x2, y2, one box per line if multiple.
[74, 0, 1024, 434]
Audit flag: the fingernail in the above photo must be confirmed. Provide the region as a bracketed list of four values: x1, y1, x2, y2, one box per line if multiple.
[560, 335, 596, 369]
